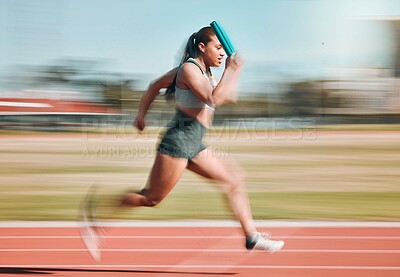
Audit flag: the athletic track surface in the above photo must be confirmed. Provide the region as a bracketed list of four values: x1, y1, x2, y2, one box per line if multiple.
[0, 221, 399, 277]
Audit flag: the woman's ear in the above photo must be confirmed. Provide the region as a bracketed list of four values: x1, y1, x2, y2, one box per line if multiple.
[198, 42, 206, 53]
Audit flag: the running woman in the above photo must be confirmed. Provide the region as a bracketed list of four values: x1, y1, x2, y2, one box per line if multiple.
[82, 25, 284, 261]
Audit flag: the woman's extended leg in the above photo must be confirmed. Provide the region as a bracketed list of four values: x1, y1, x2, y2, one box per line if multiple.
[187, 147, 284, 252]
[187, 148, 256, 237]
[121, 152, 188, 207]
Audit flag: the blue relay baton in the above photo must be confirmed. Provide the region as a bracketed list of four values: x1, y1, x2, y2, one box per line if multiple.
[210, 21, 235, 57]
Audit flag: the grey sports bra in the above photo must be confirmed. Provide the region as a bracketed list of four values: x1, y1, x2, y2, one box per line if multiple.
[175, 58, 216, 111]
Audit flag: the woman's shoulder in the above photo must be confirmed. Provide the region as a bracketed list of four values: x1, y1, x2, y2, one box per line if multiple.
[176, 62, 205, 89]
[179, 62, 203, 78]
[180, 61, 198, 70]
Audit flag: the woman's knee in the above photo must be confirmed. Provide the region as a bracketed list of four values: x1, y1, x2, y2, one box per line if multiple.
[144, 197, 161, 207]
[229, 168, 246, 190]
[228, 178, 245, 194]
[122, 189, 164, 207]
[217, 163, 247, 193]
[142, 192, 164, 207]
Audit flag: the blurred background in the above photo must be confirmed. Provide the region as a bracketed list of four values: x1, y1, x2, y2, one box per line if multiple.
[0, 0, 399, 221]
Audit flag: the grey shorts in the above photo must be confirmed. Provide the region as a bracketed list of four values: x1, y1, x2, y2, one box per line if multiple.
[157, 109, 207, 160]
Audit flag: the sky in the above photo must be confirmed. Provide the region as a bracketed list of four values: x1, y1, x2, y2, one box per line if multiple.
[0, 0, 399, 92]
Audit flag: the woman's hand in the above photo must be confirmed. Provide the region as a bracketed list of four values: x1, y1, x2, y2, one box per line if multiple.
[133, 115, 145, 131]
[225, 52, 244, 71]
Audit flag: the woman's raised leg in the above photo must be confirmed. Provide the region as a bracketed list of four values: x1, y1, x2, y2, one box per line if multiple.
[121, 152, 188, 207]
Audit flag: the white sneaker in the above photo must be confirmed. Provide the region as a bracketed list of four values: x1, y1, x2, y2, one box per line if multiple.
[79, 184, 102, 261]
[246, 233, 284, 253]
[80, 215, 101, 261]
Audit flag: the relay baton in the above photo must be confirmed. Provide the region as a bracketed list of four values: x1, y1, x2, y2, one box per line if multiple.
[210, 21, 235, 57]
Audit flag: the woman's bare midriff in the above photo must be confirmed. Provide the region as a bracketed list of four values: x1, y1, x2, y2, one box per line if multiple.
[175, 105, 214, 129]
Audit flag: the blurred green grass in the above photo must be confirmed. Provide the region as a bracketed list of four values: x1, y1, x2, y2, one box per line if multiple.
[0, 191, 398, 221]
[0, 124, 399, 221]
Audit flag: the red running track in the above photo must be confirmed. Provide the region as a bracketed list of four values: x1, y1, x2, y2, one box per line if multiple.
[0, 225, 399, 277]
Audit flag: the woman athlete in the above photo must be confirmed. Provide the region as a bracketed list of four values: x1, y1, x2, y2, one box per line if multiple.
[82, 26, 284, 260]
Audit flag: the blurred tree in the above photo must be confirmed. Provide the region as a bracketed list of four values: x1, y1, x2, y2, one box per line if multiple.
[285, 80, 346, 116]
[285, 81, 319, 116]
[30, 59, 141, 105]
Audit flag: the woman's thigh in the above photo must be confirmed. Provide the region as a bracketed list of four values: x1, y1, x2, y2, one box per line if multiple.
[187, 148, 244, 187]
[145, 152, 188, 202]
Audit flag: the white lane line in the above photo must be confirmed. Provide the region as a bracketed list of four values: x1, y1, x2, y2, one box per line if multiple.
[1, 249, 400, 253]
[2, 220, 400, 227]
[1, 235, 399, 239]
[0, 102, 53, 108]
[0, 265, 399, 270]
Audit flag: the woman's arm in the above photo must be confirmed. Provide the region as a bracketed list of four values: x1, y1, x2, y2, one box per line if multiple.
[180, 53, 243, 107]
[134, 67, 178, 130]
[212, 57, 242, 105]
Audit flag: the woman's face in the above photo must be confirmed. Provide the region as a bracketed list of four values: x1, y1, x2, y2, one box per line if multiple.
[202, 35, 225, 67]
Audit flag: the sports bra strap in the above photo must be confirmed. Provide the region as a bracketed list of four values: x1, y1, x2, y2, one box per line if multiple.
[186, 58, 207, 75]
[186, 58, 215, 88]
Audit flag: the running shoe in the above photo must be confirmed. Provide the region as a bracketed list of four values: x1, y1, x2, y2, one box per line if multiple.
[246, 233, 284, 253]
[79, 184, 102, 261]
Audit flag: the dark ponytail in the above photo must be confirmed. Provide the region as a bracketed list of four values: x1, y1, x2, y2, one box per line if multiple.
[180, 32, 198, 64]
[165, 27, 215, 100]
